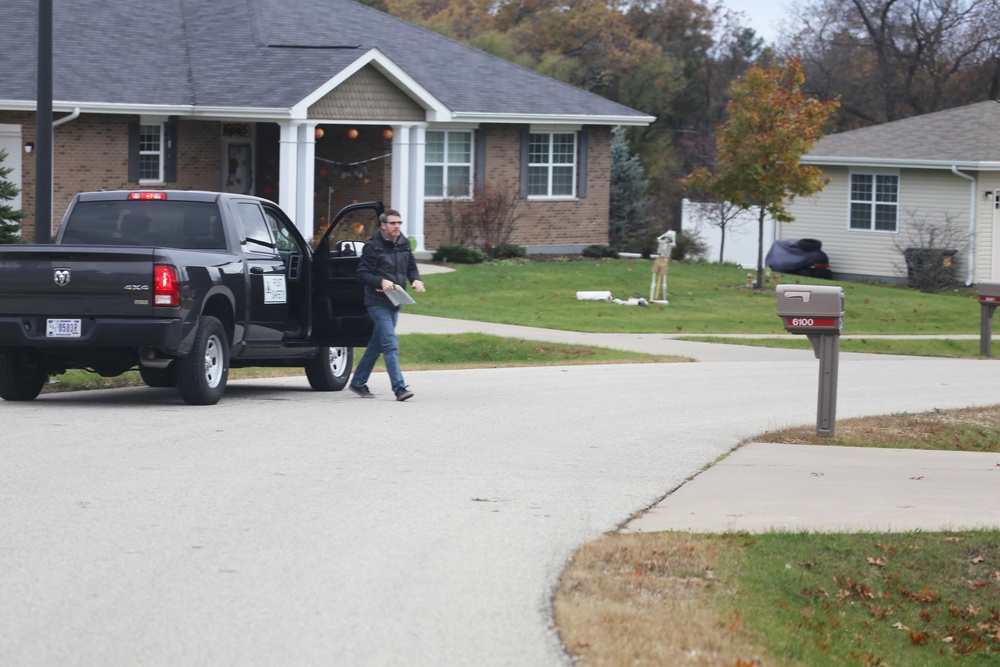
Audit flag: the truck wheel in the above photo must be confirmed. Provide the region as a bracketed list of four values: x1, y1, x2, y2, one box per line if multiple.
[305, 346, 353, 391]
[139, 364, 177, 388]
[0, 348, 48, 401]
[176, 316, 229, 405]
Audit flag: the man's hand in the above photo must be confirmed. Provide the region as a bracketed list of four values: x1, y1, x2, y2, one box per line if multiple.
[380, 279, 394, 291]
[412, 280, 426, 293]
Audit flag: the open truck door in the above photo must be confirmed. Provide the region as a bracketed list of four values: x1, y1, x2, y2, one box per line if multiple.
[309, 201, 383, 348]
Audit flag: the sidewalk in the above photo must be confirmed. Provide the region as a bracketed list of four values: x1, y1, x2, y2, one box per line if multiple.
[622, 443, 1000, 534]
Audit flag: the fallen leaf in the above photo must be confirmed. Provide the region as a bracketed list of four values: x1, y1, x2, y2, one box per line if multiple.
[910, 475, 925, 480]
[867, 557, 888, 567]
[811, 472, 824, 477]
[971, 555, 986, 564]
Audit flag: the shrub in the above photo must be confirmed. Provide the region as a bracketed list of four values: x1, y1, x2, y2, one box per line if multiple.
[432, 243, 488, 264]
[894, 212, 968, 293]
[487, 243, 526, 260]
[671, 229, 708, 261]
[582, 244, 620, 259]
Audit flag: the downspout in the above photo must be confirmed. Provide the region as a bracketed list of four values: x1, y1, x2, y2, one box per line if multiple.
[951, 165, 976, 286]
[52, 107, 80, 128]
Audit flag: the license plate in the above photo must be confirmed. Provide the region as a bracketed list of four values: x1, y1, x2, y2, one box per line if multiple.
[46, 318, 82, 338]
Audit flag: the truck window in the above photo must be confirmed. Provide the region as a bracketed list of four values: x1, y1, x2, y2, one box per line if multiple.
[61, 200, 224, 249]
[236, 202, 275, 253]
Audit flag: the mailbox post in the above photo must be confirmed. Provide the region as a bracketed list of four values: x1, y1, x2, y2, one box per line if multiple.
[978, 281, 1000, 356]
[776, 285, 845, 437]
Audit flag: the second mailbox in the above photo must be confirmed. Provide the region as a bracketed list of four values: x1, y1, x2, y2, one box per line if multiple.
[777, 284, 844, 334]
[978, 281, 1000, 304]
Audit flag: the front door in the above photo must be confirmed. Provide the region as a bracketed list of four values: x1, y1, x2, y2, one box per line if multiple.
[310, 201, 383, 347]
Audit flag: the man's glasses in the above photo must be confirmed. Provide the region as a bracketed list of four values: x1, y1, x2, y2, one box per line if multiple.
[385, 220, 403, 225]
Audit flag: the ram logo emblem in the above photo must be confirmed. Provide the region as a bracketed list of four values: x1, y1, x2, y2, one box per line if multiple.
[54, 268, 71, 286]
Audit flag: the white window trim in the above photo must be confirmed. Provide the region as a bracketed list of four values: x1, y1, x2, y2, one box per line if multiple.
[527, 131, 577, 200]
[847, 169, 900, 234]
[424, 129, 474, 201]
[138, 121, 165, 184]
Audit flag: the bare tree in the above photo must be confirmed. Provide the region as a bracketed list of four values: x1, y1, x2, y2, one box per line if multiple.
[688, 199, 752, 263]
[441, 180, 521, 257]
[782, 0, 1000, 129]
[892, 210, 971, 292]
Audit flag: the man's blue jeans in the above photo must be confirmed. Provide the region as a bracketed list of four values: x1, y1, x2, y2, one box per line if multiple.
[351, 305, 405, 392]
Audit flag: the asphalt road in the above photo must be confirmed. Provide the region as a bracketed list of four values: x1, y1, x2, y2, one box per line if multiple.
[3, 353, 999, 666]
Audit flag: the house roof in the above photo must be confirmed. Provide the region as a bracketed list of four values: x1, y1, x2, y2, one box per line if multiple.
[1, 0, 654, 126]
[803, 100, 1000, 170]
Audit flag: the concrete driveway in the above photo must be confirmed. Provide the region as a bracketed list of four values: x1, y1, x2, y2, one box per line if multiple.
[2, 327, 999, 666]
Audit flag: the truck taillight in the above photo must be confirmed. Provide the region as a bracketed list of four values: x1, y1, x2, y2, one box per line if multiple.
[128, 191, 168, 201]
[154, 265, 180, 307]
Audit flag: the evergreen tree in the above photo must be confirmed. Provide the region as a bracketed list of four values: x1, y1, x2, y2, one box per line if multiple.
[0, 149, 27, 244]
[608, 127, 652, 251]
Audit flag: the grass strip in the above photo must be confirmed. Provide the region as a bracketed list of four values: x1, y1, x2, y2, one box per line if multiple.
[40, 333, 684, 393]
[677, 336, 990, 358]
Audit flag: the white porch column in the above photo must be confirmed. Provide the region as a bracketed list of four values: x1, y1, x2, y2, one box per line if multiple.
[278, 121, 299, 225]
[407, 125, 426, 252]
[296, 123, 317, 240]
[390, 125, 411, 232]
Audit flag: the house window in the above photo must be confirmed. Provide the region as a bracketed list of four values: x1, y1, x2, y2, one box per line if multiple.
[849, 173, 898, 232]
[528, 132, 576, 197]
[425, 130, 472, 198]
[138, 123, 164, 182]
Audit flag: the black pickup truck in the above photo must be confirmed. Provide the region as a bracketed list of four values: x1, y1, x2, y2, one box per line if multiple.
[0, 190, 378, 405]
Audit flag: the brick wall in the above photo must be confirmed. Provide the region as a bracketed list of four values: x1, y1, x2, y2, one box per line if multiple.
[424, 124, 611, 250]
[0, 112, 220, 237]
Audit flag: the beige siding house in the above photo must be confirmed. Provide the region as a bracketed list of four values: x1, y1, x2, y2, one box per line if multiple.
[787, 100, 1000, 284]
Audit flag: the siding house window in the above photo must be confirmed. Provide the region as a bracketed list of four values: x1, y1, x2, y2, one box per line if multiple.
[425, 130, 472, 198]
[528, 132, 576, 197]
[849, 173, 898, 232]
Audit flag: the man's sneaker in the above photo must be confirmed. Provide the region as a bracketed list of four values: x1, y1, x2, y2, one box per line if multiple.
[349, 384, 375, 398]
[394, 386, 414, 402]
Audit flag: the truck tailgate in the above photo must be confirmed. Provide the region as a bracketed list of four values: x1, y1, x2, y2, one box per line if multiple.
[0, 246, 158, 317]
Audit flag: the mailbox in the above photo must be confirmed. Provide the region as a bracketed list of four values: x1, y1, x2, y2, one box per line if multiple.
[776, 285, 844, 335]
[978, 281, 1000, 304]
[978, 281, 1000, 356]
[776, 284, 844, 437]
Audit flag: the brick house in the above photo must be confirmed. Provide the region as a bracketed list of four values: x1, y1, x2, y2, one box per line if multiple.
[0, 0, 653, 253]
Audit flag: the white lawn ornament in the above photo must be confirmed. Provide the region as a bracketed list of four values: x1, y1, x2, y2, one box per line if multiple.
[650, 230, 676, 303]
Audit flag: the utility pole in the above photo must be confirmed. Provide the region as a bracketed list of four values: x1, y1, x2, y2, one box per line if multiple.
[35, 0, 53, 243]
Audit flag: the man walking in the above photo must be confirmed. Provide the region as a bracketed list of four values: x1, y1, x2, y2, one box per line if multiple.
[349, 209, 426, 401]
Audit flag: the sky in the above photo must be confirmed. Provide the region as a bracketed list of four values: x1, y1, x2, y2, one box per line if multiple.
[719, 0, 791, 45]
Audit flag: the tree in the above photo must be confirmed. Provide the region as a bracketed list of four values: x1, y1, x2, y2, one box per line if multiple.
[689, 199, 750, 263]
[680, 57, 839, 287]
[0, 149, 27, 244]
[609, 127, 652, 250]
[782, 0, 1000, 129]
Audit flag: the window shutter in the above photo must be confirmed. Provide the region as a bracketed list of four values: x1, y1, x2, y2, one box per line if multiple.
[128, 120, 140, 183]
[576, 130, 588, 199]
[475, 128, 487, 196]
[519, 129, 529, 199]
[164, 116, 179, 182]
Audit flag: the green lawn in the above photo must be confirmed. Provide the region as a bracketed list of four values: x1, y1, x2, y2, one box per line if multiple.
[409, 259, 981, 335]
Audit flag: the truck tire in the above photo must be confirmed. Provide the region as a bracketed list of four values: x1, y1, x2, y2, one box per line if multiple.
[139, 364, 177, 388]
[176, 316, 229, 405]
[305, 346, 353, 391]
[0, 348, 48, 401]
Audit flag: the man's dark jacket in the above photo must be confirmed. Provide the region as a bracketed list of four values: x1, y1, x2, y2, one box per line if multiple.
[356, 229, 422, 308]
